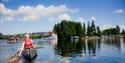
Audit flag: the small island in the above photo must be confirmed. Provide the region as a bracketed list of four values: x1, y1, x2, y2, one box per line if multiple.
[53, 20, 125, 40]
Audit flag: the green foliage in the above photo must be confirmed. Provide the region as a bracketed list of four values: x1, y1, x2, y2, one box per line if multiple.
[31, 34, 43, 39]
[101, 25, 121, 35]
[91, 21, 96, 36]
[0, 33, 5, 39]
[75, 22, 83, 37]
[53, 20, 83, 39]
[87, 21, 90, 36]
[121, 30, 125, 35]
[54, 20, 122, 39]
[121, 29, 125, 38]
[87, 21, 97, 36]
[96, 26, 101, 37]
[102, 28, 119, 35]
[83, 23, 86, 36]
[116, 25, 120, 35]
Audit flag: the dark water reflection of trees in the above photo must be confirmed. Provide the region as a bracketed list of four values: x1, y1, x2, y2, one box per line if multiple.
[55, 39, 99, 57]
[55, 37, 125, 57]
[55, 39, 84, 57]
[103, 37, 121, 50]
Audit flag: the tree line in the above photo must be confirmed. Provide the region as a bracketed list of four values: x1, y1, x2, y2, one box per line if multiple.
[53, 20, 125, 39]
[0, 20, 125, 40]
[0, 33, 43, 39]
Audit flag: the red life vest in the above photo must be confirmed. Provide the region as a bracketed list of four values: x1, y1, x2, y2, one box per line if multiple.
[24, 39, 33, 49]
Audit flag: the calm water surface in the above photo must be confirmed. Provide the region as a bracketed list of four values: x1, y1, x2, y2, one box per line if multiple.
[0, 38, 125, 63]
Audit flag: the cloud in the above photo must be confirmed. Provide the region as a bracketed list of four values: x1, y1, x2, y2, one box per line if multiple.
[100, 25, 116, 30]
[114, 9, 124, 14]
[119, 25, 125, 31]
[0, 4, 6, 12]
[0, 3, 78, 22]
[77, 17, 85, 22]
[57, 14, 71, 21]
[22, 15, 40, 21]
[91, 16, 96, 21]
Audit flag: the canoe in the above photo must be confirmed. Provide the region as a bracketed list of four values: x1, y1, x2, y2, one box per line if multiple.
[22, 48, 37, 60]
[7, 48, 37, 63]
[7, 51, 22, 63]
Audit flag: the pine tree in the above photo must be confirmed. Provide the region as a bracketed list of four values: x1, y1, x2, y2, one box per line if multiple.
[91, 21, 96, 36]
[87, 21, 90, 36]
[116, 25, 120, 35]
[76, 22, 83, 37]
[53, 20, 84, 39]
[83, 23, 86, 36]
[97, 26, 101, 37]
[121, 29, 125, 35]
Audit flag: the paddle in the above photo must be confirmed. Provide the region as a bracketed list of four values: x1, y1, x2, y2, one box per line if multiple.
[33, 44, 44, 49]
[35, 46, 44, 49]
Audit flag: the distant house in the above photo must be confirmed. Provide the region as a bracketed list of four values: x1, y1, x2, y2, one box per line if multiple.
[49, 32, 56, 36]
[48, 32, 57, 40]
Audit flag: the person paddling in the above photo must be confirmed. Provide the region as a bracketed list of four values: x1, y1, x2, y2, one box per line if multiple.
[19, 33, 33, 55]
[19, 33, 37, 60]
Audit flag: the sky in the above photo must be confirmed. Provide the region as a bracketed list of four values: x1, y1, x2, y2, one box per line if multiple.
[0, 0, 125, 34]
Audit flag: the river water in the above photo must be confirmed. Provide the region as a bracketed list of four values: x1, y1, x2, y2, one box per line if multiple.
[0, 37, 125, 63]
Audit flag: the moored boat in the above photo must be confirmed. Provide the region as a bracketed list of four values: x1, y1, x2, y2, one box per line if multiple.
[7, 38, 17, 43]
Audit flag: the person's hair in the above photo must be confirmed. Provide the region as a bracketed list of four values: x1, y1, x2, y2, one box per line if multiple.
[23, 33, 30, 41]
[25, 34, 29, 38]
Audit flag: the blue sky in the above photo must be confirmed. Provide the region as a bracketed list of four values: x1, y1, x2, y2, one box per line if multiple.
[0, 0, 125, 34]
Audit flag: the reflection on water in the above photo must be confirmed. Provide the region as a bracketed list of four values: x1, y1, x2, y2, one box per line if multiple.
[0, 37, 125, 63]
[55, 38, 125, 63]
[55, 39, 83, 57]
[55, 39, 100, 57]
[55, 39, 101, 57]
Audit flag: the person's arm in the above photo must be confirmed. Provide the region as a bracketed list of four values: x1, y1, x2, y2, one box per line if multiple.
[19, 41, 25, 55]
